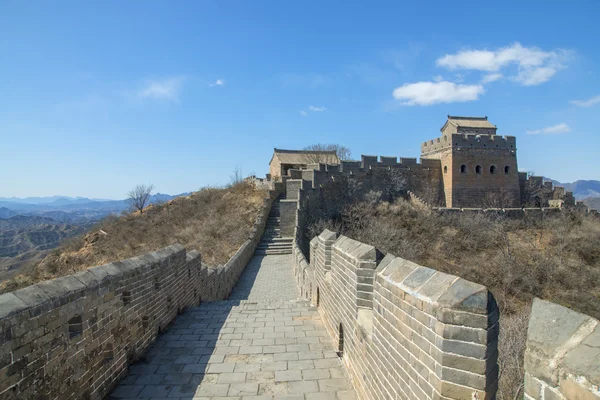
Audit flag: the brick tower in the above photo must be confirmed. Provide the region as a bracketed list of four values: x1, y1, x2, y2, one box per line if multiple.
[421, 116, 521, 208]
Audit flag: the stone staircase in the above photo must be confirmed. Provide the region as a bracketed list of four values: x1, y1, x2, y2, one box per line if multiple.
[254, 198, 293, 255]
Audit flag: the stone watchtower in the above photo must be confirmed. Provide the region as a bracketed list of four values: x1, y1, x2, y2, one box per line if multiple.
[421, 116, 521, 208]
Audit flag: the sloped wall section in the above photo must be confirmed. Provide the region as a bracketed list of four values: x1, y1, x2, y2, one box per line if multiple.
[294, 229, 500, 400]
[0, 192, 276, 400]
[524, 298, 600, 400]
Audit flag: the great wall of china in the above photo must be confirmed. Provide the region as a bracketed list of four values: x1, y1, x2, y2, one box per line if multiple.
[0, 172, 598, 400]
[0, 115, 598, 399]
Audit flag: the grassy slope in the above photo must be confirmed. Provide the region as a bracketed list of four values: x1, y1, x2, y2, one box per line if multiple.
[0, 182, 267, 294]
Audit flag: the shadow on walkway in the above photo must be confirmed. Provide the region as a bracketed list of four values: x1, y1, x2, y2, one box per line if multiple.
[107, 254, 356, 399]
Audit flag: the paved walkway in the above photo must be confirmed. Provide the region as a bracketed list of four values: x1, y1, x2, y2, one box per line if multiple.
[109, 254, 357, 400]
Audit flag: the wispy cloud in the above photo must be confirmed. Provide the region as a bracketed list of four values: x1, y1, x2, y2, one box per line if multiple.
[526, 123, 571, 135]
[138, 76, 186, 102]
[570, 94, 600, 107]
[436, 42, 570, 86]
[300, 105, 327, 116]
[481, 73, 503, 84]
[209, 79, 224, 87]
[392, 81, 484, 106]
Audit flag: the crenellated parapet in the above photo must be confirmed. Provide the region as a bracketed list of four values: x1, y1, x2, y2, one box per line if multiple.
[295, 229, 500, 400]
[524, 299, 600, 400]
[421, 134, 517, 155]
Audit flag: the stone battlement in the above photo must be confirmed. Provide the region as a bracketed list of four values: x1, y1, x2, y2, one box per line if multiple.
[421, 133, 517, 155]
[292, 229, 500, 399]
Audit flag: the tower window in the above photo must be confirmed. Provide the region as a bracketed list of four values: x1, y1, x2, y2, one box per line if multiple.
[504, 166, 510, 174]
[490, 165, 497, 174]
[476, 165, 482, 174]
[460, 165, 467, 174]
[444, 166, 448, 174]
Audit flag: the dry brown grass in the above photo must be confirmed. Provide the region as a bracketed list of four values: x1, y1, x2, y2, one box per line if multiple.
[0, 182, 267, 294]
[308, 197, 600, 399]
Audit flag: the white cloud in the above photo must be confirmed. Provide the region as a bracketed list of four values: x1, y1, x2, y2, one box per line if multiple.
[300, 105, 327, 115]
[139, 76, 185, 101]
[436, 43, 569, 86]
[433, 75, 444, 82]
[570, 94, 600, 107]
[526, 123, 571, 135]
[481, 73, 503, 84]
[209, 79, 224, 87]
[392, 81, 484, 106]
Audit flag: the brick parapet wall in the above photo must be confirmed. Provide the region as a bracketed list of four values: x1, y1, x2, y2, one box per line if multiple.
[0, 192, 276, 400]
[432, 206, 600, 219]
[421, 134, 516, 156]
[295, 229, 500, 399]
[524, 298, 600, 400]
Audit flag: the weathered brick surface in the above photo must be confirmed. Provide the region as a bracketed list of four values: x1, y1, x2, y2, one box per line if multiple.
[0, 193, 276, 400]
[523, 298, 600, 400]
[294, 229, 500, 400]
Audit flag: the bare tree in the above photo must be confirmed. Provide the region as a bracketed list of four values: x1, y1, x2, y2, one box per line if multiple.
[127, 184, 154, 214]
[483, 189, 516, 209]
[229, 165, 243, 186]
[302, 144, 352, 163]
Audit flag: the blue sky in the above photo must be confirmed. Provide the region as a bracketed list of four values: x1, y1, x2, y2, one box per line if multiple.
[1, 1, 599, 199]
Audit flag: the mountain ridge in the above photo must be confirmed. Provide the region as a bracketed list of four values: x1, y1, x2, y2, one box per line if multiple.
[549, 179, 600, 200]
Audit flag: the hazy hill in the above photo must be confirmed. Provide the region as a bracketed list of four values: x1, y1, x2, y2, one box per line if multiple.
[0, 193, 187, 213]
[0, 215, 92, 280]
[551, 179, 600, 199]
[0, 208, 17, 218]
[584, 197, 600, 211]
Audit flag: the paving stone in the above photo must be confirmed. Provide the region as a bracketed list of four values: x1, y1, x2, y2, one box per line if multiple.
[193, 383, 230, 397]
[275, 370, 302, 382]
[138, 385, 173, 397]
[109, 385, 144, 398]
[228, 382, 259, 396]
[207, 363, 235, 373]
[318, 378, 353, 392]
[217, 372, 246, 384]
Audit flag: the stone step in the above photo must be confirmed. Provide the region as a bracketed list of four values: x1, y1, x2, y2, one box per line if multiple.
[260, 237, 293, 243]
[254, 249, 293, 255]
[256, 245, 293, 251]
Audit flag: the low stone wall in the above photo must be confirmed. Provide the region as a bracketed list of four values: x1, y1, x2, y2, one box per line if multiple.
[295, 229, 500, 400]
[0, 193, 275, 399]
[433, 206, 599, 218]
[524, 298, 600, 400]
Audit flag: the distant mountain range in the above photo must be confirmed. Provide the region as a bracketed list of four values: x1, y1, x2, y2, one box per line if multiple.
[0, 193, 188, 216]
[0, 195, 114, 205]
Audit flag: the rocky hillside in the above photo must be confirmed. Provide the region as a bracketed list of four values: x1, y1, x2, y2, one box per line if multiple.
[584, 196, 600, 211]
[0, 216, 91, 281]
